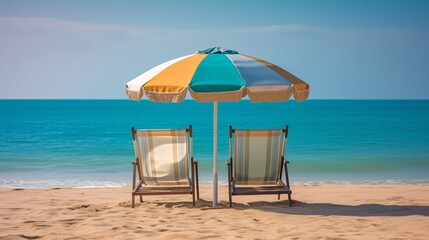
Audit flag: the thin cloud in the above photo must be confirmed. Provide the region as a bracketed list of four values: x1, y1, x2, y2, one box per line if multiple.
[0, 17, 329, 37]
[234, 23, 421, 39]
[0, 17, 161, 36]
[236, 24, 326, 34]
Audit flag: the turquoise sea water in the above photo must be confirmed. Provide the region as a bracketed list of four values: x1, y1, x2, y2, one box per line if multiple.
[0, 100, 428, 187]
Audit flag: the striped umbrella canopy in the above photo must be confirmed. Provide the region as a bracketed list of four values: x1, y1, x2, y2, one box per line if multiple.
[125, 47, 309, 103]
[125, 47, 310, 207]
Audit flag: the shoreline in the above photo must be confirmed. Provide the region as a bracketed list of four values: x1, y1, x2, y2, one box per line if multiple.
[2, 181, 429, 189]
[1, 184, 428, 239]
[2, 177, 429, 189]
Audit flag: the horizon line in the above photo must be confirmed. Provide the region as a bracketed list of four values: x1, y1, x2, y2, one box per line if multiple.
[0, 98, 428, 101]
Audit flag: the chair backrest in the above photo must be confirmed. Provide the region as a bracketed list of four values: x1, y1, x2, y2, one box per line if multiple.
[132, 128, 191, 186]
[232, 128, 286, 185]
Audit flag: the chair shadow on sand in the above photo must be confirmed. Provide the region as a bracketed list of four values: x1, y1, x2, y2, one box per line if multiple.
[130, 198, 429, 217]
[141, 199, 233, 210]
[244, 200, 429, 217]
[126, 198, 240, 210]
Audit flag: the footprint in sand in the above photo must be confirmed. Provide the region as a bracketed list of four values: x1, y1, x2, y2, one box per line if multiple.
[0, 234, 41, 239]
[68, 204, 109, 212]
[118, 201, 131, 207]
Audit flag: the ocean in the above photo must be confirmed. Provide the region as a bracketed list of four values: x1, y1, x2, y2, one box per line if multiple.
[0, 100, 428, 188]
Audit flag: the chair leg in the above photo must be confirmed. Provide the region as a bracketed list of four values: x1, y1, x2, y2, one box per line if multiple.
[229, 189, 232, 208]
[227, 162, 233, 207]
[140, 195, 143, 203]
[278, 194, 281, 200]
[132, 161, 137, 208]
[284, 161, 292, 206]
[195, 161, 200, 200]
[132, 194, 135, 208]
[192, 178, 196, 207]
[192, 189, 196, 207]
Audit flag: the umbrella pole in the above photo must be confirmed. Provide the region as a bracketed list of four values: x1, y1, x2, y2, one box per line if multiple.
[213, 101, 218, 207]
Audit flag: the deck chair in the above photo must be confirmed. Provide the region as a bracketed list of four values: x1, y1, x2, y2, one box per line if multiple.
[227, 125, 292, 207]
[131, 125, 199, 208]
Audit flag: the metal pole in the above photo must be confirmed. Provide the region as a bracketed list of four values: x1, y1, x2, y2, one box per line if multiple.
[213, 101, 218, 207]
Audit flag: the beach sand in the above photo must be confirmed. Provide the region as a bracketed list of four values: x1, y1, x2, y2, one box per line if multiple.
[0, 184, 428, 239]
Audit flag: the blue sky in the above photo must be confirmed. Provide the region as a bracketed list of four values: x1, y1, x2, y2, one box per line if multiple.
[0, 0, 428, 99]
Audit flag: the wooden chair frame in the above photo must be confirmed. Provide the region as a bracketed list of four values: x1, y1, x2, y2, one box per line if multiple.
[227, 125, 292, 207]
[131, 125, 199, 208]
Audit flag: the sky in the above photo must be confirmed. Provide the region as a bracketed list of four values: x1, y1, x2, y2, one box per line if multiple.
[0, 0, 428, 99]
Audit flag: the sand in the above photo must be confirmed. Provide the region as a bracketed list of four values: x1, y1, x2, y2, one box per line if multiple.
[0, 184, 428, 240]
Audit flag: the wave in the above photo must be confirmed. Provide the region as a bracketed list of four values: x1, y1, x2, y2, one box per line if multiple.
[0, 179, 128, 188]
[2, 178, 428, 188]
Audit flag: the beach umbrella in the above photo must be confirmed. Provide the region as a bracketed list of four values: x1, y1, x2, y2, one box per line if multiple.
[125, 47, 310, 207]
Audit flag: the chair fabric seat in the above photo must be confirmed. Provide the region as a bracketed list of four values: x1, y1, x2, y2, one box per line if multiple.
[131, 126, 199, 207]
[232, 185, 291, 195]
[228, 125, 292, 207]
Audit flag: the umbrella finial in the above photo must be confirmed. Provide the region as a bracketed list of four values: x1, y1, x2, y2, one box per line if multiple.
[196, 47, 239, 54]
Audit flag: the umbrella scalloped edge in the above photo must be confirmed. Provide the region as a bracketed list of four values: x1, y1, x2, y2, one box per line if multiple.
[294, 87, 310, 102]
[125, 87, 143, 101]
[145, 89, 188, 103]
[125, 85, 310, 103]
